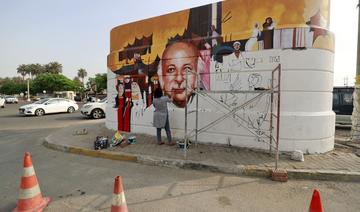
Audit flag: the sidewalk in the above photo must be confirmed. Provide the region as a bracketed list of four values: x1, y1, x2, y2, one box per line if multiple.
[44, 122, 360, 182]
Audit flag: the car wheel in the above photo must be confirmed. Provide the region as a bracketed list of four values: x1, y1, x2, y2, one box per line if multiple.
[35, 109, 45, 116]
[91, 109, 103, 119]
[67, 106, 75, 113]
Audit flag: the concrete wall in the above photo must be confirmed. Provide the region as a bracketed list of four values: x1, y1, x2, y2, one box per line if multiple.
[106, 0, 334, 153]
[107, 48, 334, 153]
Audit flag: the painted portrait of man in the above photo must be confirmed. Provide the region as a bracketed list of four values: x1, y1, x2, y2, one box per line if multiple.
[158, 41, 199, 108]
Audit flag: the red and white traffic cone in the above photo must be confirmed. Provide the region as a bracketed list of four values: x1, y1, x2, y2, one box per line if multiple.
[309, 189, 323, 212]
[111, 176, 128, 212]
[13, 152, 51, 212]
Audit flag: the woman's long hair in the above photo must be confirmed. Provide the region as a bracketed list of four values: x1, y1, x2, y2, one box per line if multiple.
[154, 87, 163, 98]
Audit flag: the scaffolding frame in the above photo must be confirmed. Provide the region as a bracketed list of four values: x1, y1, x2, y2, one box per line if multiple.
[183, 64, 281, 169]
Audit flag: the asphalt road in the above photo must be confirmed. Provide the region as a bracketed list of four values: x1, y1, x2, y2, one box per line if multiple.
[0, 101, 360, 211]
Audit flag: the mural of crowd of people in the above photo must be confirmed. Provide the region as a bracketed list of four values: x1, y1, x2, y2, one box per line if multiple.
[109, 0, 333, 133]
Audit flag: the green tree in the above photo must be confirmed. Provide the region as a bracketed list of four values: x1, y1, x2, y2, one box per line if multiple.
[16, 63, 45, 80]
[94, 73, 107, 93]
[32, 73, 77, 94]
[28, 63, 44, 78]
[10, 76, 23, 84]
[0, 77, 5, 85]
[77, 68, 87, 86]
[73, 76, 82, 86]
[44, 62, 63, 74]
[86, 77, 95, 91]
[87, 73, 107, 94]
[17, 64, 29, 80]
[0, 77, 11, 89]
[73, 76, 84, 93]
[0, 79, 28, 95]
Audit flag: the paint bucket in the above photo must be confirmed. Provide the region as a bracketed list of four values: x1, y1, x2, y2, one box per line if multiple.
[177, 140, 191, 149]
[128, 136, 136, 144]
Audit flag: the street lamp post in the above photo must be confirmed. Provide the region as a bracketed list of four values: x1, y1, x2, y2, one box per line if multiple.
[351, 0, 360, 142]
[27, 78, 30, 102]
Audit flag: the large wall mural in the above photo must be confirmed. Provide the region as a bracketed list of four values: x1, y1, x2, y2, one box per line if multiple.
[107, 0, 334, 153]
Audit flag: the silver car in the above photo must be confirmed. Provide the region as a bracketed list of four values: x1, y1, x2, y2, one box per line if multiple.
[5, 95, 18, 104]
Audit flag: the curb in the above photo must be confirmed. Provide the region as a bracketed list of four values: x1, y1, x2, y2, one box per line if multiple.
[43, 136, 360, 182]
[43, 136, 137, 162]
[287, 169, 360, 182]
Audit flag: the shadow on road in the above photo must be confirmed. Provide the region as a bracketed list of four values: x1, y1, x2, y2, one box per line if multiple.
[1, 113, 83, 119]
[1, 114, 26, 118]
[54, 116, 91, 121]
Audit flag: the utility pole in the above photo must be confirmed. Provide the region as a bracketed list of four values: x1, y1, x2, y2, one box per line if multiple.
[27, 79, 30, 102]
[351, 0, 360, 142]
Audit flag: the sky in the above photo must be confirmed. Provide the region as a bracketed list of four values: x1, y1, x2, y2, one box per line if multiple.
[0, 0, 358, 86]
[330, 0, 358, 86]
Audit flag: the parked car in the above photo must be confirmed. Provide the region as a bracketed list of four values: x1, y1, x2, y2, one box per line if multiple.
[5, 95, 18, 104]
[19, 98, 79, 116]
[0, 96, 5, 108]
[81, 97, 107, 119]
[333, 86, 354, 125]
[86, 96, 100, 102]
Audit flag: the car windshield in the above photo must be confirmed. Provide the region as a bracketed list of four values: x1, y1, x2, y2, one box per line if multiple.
[99, 97, 107, 103]
[34, 99, 49, 104]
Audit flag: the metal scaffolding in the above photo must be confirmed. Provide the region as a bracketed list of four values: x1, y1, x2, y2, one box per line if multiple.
[182, 64, 282, 169]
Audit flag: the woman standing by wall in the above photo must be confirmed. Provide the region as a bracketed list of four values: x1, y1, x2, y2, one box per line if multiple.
[153, 88, 176, 145]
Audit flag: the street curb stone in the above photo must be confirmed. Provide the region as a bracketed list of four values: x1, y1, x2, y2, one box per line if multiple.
[43, 135, 360, 182]
[43, 136, 137, 162]
[287, 169, 360, 182]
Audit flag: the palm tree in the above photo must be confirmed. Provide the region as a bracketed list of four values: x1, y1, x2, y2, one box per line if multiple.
[77, 68, 87, 86]
[32, 63, 44, 78]
[44, 62, 63, 74]
[28, 63, 44, 79]
[17, 64, 29, 80]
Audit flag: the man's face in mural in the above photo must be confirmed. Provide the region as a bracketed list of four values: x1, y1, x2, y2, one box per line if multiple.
[159, 42, 198, 108]
[266, 17, 272, 24]
[124, 76, 131, 84]
[233, 42, 241, 51]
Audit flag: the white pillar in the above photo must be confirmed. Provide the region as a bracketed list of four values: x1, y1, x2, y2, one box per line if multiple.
[27, 79, 30, 102]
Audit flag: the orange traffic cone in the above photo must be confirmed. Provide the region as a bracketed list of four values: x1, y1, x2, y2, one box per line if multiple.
[111, 176, 128, 212]
[13, 152, 51, 212]
[309, 189, 323, 212]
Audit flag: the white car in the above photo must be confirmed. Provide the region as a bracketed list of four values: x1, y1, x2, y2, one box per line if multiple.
[19, 98, 79, 116]
[0, 96, 5, 108]
[81, 97, 107, 119]
[5, 95, 18, 104]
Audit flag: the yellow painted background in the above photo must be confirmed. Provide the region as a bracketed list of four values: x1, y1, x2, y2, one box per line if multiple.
[108, 0, 332, 71]
[222, 0, 329, 40]
[108, 10, 189, 71]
